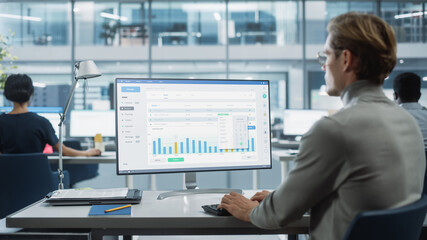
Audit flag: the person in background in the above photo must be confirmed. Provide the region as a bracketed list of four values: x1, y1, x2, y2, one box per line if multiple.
[393, 72, 427, 150]
[0, 74, 100, 156]
[219, 12, 425, 240]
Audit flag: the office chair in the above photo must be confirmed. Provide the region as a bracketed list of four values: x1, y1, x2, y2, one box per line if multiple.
[423, 151, 427, 195]
[50, 140, 99, 187]
[342, 194, 427, 240]
[0, 153, 69, 219]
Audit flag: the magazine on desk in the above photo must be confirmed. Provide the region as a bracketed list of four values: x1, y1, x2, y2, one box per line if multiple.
[45, 188, 142, 206]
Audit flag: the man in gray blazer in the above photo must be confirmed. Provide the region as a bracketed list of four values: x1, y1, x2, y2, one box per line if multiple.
[219, 12, 425, 240]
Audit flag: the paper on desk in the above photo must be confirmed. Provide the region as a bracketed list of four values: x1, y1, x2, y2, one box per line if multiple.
[49, 188, 128, 199]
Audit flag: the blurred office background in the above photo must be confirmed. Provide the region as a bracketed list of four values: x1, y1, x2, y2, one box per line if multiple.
[0, 0, 427, 190]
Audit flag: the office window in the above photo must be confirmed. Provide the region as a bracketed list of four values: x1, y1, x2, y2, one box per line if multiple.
[75, 2, 119, 46]
[119, 3, 148, 46]
[0, 2, 69, 46]
[305, 1, 376, 44]
[151, 1, 226, 46]
[23, 3, 70, 46]
[381, 2, 424, 43]
[151, 61, 226, 79]
[228, 1, 299, 46]
[0, 3, 22, 45]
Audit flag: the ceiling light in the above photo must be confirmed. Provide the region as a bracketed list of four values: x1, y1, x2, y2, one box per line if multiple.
[394, 11, 426, 19]
[33, 82, 46, 88]
[100, 12, 128, 21]
[0, 13, 42, 22]
[213, 12, 221, 21]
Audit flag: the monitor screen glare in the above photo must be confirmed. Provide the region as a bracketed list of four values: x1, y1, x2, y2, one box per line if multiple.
[116, 78, 272, 175]
[283, 109, 329, 136]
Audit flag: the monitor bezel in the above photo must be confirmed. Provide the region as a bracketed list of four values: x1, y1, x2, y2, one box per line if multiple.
[115, 77, 272, 175]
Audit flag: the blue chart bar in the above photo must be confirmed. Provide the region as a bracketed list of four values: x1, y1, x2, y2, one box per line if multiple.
[151, 137, 256, 155]
[192, 140, 195, 153]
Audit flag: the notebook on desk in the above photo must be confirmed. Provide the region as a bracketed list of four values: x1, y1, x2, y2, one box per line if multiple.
[45, 188, 142, 206]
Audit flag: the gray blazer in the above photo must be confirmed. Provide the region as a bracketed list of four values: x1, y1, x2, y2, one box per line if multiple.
[250, 80, 425, 240]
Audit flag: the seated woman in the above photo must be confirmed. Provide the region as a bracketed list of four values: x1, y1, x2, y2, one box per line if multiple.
[0, 74, 100, 156]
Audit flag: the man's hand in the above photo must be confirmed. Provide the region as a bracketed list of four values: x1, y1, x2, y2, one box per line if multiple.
[250, 190, 271, 202]
[218, 192, 259, 222]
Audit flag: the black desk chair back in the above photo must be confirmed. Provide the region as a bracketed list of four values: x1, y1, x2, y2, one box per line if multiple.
[342, 194, 427, 240]
[424, 151, 427, 195]
[50, 140, 98, 187]
[0, 153, 69, 219]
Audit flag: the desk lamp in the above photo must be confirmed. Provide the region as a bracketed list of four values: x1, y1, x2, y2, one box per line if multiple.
[57, 60, 102, 189]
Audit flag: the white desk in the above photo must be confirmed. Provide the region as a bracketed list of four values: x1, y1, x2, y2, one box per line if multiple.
[6, 190, 309, 240]
[272, 150, 298, 182]
[49, 152, 262, 191]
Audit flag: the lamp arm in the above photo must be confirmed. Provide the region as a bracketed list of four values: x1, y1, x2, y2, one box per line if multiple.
[57, 78, 80, 190]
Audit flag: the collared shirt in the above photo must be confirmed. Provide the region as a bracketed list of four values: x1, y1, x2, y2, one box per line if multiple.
[250, 80, 425, 240]
[400, 102, 427, 150]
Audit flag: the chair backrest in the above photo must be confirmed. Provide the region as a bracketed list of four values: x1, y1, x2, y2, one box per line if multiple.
[424, 151, 427, 195]
[0, 153, 58, 218]
[342, 194, 427, 240]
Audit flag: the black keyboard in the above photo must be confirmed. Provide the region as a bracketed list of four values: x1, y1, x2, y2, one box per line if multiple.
[202, 204, 231, 216]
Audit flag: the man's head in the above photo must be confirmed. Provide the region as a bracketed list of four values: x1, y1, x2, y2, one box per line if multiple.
[4, 74, 34, 104]
[321, 12, 397, 96]
[393, 72, 421, 104]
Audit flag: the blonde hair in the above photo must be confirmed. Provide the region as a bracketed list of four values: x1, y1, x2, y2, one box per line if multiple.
[327, 12, 397, 85]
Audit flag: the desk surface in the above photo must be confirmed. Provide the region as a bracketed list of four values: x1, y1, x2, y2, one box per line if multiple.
[7, 190, 309, 236]
[48, 151, 116, 164]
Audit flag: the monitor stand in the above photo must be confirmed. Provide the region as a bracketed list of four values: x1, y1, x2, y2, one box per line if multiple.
[157, 172, 242, 200]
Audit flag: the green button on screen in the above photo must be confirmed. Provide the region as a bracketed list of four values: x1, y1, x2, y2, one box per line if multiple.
[168, 158, 184, 162]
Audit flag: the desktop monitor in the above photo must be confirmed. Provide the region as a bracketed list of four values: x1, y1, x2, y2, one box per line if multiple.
[69, 110, 115, 138]
[283, 109, 328, 137]
[115, 78, 271, 198]
[0, 106, 62, 137]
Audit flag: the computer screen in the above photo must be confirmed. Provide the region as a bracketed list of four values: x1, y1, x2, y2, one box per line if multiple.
[0, 106, 62, 137]
[69, 110, 115, 137]
[283, 109, 328, 137]
[115, 78, 271, 175]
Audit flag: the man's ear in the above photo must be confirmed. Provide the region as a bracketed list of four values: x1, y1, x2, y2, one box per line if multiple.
[342, 49, 356, 73]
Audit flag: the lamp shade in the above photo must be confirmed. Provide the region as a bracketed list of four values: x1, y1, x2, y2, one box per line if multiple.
[75, 60, 102, 79]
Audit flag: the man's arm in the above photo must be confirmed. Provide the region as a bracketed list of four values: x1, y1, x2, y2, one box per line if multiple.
[250, 117, 347, 229]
